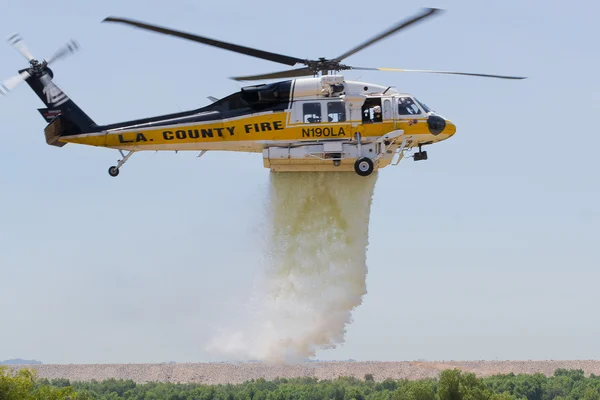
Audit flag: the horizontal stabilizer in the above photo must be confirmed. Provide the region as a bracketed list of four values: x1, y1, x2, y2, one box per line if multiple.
[43, 115, 71, 147]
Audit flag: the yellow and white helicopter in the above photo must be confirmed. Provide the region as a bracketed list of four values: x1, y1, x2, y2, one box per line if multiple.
[0, 8, 525, 177]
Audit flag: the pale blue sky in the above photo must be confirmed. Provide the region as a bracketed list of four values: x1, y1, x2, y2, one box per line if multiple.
[1, 0, 599, 364]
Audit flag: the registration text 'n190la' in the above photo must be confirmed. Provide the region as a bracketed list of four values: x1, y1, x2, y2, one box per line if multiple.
[302, 127, 347, 138]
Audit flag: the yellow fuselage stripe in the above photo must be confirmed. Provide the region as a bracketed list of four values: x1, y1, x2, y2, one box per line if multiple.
[61, 111, 454, 150]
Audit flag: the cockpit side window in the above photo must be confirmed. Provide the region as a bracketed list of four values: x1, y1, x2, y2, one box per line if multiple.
[398, 97, 422, 116]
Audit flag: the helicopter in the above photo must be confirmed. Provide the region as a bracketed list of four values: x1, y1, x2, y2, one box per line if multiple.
[0, 8, 525, 177]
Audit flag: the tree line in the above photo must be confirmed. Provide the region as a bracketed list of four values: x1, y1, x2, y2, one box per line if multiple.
[2, 365, 600, 400]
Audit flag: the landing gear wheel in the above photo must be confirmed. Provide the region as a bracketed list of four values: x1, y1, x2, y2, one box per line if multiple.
[108, 150, 135, 178]
[108, 166, 120, 177]
[354, 157, 374, 176]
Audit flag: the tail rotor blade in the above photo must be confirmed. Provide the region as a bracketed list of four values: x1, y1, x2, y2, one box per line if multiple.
[6, 33, 35, 62]
[0, 70, 31, 96]
[46, 39, 80, 65]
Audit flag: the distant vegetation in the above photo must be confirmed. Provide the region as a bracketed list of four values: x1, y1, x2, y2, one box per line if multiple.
[2, 365, 600, 400]
[0, 359, 42, 365]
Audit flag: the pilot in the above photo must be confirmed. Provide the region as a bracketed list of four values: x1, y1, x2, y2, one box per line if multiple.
[398, 97, 414, 115]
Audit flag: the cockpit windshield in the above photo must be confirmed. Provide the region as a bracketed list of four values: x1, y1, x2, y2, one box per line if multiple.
[415, 98, 433, 113]
[398, 97, 422, 115]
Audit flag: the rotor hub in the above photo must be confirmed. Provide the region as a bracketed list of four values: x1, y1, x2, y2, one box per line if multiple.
[28, 59, 47, 74]
[306, 59, 351, 74]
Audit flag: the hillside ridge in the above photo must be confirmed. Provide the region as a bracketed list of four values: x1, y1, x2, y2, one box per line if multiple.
[6, 360, 600, 385]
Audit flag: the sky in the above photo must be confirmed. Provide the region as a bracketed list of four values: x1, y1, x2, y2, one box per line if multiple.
[1, 0, 599, 364]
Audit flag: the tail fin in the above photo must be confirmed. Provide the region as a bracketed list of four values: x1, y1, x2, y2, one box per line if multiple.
[24, 68, 96, 131]
[23, 68, 98, 147]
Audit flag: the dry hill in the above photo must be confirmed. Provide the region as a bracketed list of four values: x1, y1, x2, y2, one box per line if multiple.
[6, 361, 600, 385]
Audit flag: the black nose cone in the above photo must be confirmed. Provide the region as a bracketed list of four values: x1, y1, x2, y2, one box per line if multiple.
[427, 115, 446, 135]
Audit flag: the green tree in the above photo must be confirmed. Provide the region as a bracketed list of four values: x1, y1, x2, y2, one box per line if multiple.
[490, 393, 517, 400]
[0, 367, 78, 400]
[414, 380, 436, 400]
[345, 386, 367, 400]
[514, 373, 545, 400]
[439, 369, 463, 400]
[459, 372, 491, 400]
[583, 387, 600, 400]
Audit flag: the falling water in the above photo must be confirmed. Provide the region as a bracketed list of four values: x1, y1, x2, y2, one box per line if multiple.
[207, 171, 378, 362]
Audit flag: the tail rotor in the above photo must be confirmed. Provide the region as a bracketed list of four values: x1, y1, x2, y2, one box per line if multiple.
[0, 32, 80, 96]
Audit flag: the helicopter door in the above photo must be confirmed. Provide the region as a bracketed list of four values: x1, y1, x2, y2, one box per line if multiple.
[361, 98, 383, 123]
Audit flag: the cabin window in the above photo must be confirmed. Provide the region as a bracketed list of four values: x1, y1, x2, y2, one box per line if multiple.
[383, 99, 392, 120]
[303, 102, 322, 123]
[398, 97, 421, 115]
[362, 98, 383, 123]
[327, 102, 346, 122]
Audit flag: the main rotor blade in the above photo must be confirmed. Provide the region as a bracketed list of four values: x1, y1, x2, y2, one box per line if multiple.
[103, 16, 305, 67]
[351, 66, 527, 80]
[335, 8, 443, 62]
[0, 70, 31, 96]
[231, 67, 313, 81]
[46, 39, 80, 65]
[6, 33, 35, 62]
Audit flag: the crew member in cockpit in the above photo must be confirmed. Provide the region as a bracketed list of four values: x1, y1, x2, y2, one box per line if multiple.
[398, 97, 416, 115]
[373, 105, 382, 122]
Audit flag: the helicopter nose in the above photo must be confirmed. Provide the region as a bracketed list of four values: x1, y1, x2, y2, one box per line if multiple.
[446, 120, 456, 136]
[427, 115, 446, 135]
[427, 115, 456, 136]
